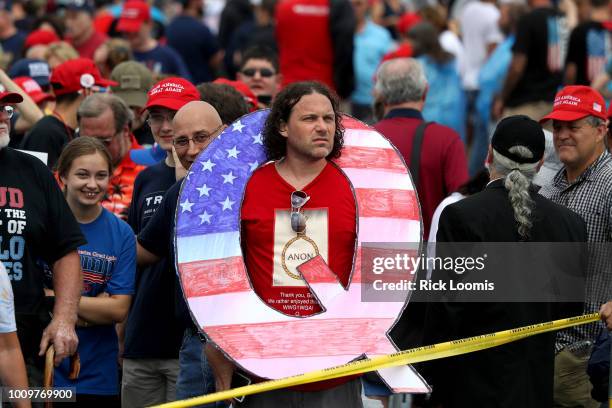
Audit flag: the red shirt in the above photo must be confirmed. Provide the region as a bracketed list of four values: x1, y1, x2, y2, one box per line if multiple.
[374, 108, 468, 239]
[241, 161, 356, 316]
[241, 161, 358, 391]
[70, 31, 108, 60]
[275, 0, 335, 90]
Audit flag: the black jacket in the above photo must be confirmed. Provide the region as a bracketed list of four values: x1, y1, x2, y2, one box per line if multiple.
[421, 179, 587, 408]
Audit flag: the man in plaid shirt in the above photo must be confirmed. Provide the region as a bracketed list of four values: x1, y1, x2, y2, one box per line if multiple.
[539, 85, 612, 408]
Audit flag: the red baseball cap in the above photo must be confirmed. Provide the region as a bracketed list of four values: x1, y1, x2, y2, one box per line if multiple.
[0, 91, 23, 104]
[24, 29, 60, 50]
[145, 77, 199, 111]
[13, 76, 54, 104]
[396, 13, 422, 36]
[540, 85, 607, 123]
[50, 58, 117, 96]
[117, 1, 151, 33]
[213, 78, 258, 111]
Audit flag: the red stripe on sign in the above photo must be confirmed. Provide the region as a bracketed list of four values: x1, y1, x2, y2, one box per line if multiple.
[206, 318, 395, 359]
[179, 256, 251, 297]
[355, 188, 419, 219]
[335, 146, 406, 174]
[297, 254, 362, 284]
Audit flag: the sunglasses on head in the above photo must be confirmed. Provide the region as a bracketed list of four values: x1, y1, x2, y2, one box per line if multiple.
[290, 190, 310, 234]
[241, 68, 275, 78]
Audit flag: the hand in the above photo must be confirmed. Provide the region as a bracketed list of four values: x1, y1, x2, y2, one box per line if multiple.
[171, 146, 187, 181]
[492, 96, 504, 121]
[39, 318, 78, 366]
[600, 301, 612, 330]
[205, 343, 235, 403]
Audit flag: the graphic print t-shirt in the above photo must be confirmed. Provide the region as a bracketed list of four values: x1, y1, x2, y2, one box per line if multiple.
[0, 262, 16, 333]
[53, 208, 135, 395]
[566, 21, 611, 85]
[241, 162, 356, 317]
[0, 148, 85, 314]
[508, 7, 569, 106]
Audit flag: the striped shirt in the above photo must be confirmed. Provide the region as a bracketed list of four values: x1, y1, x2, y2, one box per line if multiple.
[539, 151, 612, 351]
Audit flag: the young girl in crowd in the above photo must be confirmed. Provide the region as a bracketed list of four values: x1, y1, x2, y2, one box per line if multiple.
[51, 137, 135, 407]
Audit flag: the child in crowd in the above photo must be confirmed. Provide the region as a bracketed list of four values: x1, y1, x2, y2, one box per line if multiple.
[50, 137, 135, 407]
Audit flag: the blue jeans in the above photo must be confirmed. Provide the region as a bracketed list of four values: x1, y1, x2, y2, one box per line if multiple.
[175, 327, 226, 407]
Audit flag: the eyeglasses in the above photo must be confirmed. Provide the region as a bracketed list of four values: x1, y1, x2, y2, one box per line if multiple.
[147, 111, 175, 127]
[290, 190, 310, 234]
[172, 125, 224, 149]
[0, 105, 14, 119]
[240, 68, 275, 78]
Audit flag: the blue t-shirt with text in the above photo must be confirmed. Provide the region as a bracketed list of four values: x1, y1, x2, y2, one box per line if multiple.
[54, 208, 135, 395]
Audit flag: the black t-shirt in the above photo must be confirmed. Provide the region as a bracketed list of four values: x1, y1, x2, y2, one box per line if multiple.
[124, 161, 183, 359]
[0, 148, 85, 357]
[508, 7, 568, 107]
[0, 147, 85, 311]
[21, 115, 75, 170]
[565, 21, 610, 85]
[138, 180, 195, 331]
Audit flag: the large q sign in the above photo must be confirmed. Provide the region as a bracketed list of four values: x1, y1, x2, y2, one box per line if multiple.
[175, 110, 428, 393]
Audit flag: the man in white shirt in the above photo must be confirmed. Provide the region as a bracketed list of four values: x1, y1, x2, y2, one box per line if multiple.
[460, 0, 504, 175]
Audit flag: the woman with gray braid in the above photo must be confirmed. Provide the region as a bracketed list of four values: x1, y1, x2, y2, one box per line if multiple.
[423, 115, 588, 408]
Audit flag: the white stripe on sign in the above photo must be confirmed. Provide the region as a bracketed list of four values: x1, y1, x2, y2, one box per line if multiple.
[176, 231, 242, 263]
[342, 168, 414, 190]
[358, 217, 421, 244]
[344, 129, 395, 149]
[187, 285, 402, 326]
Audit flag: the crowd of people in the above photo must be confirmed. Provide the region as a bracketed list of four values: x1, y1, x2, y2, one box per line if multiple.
[0, 0, 612, 406]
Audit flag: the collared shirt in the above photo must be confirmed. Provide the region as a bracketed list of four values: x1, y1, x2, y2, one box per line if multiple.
[539, 151, 612, 350]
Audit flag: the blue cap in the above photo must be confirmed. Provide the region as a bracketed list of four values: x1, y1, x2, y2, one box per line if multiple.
[129, 143, 166, 166]
[9, 59, 50, 89]
[61, 0, 94, 13]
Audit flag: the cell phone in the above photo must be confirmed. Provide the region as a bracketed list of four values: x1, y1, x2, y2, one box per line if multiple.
[231, 371, 251, 403]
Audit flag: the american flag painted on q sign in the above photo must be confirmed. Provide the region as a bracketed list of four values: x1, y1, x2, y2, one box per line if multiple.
[175, 110, 428, 392]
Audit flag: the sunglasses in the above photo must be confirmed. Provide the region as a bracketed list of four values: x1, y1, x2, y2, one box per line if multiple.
[290, 190, 310, 234]
[241, 68, 275, 78]
[0, 105, 14, 119]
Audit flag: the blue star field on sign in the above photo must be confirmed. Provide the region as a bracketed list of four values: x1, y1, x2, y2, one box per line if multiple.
[176, 110, 270, 239]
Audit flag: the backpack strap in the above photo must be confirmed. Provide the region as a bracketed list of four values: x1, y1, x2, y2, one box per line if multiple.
[409, 121, 432, 187]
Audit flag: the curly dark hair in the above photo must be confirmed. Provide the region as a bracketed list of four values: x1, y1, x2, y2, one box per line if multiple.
[263, 81, 344, 161]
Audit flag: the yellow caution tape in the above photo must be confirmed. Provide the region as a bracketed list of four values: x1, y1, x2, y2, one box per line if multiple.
[152, 313, 600, 408]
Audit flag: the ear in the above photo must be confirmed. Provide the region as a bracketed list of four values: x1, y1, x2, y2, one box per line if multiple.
[596, 120, 608, 144]
[485, 144, 494, 166]
[279, 120, 289, 138]
[536, 157, 544, 172]
[421, 85, 429, 103]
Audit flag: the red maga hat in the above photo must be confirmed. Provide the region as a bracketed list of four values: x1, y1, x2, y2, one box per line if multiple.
[117, 1, 151, 33]
[540, 85, 607, 123]
[13, 76, 54, 104]
[24, 29, 60, 50]
[145, 77, 200, 111]
[50, 58, 117, 96]
[0, 91, 23, 104]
